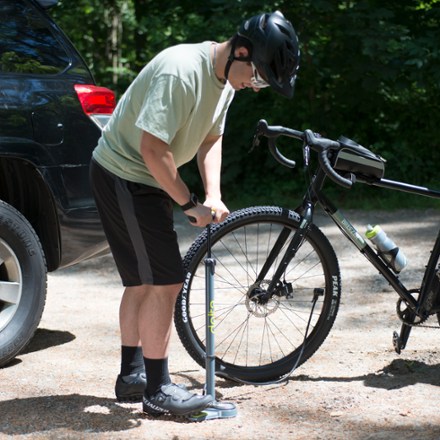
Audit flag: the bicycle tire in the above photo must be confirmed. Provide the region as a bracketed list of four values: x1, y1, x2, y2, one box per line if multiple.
[418, 233, 440, 324]
[174, 206, 341, 383]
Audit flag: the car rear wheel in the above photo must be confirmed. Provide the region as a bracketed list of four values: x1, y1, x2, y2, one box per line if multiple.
[0, 200, 47, 367]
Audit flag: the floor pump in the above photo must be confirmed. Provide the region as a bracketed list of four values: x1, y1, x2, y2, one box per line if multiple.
[188, 221, 238, 422]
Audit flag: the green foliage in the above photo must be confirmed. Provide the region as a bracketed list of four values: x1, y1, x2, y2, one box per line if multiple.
[1, 51, 59, 74]
[50, 0, 440, 208]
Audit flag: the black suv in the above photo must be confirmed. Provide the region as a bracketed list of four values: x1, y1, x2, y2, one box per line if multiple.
[0, 0, 115, 366]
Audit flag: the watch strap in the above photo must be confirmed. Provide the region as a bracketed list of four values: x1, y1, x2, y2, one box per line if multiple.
[180, 193, 198, 211]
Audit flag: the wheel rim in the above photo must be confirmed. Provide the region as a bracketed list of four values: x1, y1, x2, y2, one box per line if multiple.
[187, 220, 330, 370]
[0, 238, 23, 331]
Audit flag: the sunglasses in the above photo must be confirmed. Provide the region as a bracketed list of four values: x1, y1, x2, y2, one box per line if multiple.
[250, 62, 270, 89]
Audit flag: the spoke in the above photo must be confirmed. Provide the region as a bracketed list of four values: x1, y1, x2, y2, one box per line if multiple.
[0, 248, 10, 264]
[0, 281, 20, 304]
[283, 247, 320, 278]
[181, 210, 337, 378]
[275, 304, 310, 340]
[265, 314, 297, 350]
[213, 235, 256, 286]
[216, 313, 252, 362]
[268, 319, 295, 355]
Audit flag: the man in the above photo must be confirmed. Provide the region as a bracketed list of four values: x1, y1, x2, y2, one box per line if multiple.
[90, 10, 300, 417]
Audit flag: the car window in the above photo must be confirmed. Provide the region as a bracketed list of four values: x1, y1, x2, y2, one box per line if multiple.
[0, 0, 70, 74]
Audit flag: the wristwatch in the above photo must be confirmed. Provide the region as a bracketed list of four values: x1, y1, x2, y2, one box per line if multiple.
[180, 193, 198, 211]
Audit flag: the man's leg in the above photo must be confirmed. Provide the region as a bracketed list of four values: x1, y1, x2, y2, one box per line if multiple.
[120, 283, 180, 395]
[115, 285, 149, 402]
[120, 283, 213, 416]
[120, 283, 181, 357]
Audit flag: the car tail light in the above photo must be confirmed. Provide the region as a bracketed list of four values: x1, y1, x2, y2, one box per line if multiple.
[74, 84, 116, 129]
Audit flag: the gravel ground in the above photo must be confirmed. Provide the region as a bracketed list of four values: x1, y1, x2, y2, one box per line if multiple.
[1, 208, 440, 439]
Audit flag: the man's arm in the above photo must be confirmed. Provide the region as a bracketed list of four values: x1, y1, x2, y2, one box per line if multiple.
[140, 130, 214, 225]
[140, 130, 190, 206]
[197, 134, 230, 222]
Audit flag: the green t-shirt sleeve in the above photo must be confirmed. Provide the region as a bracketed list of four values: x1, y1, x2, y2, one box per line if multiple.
[135, 74, 194, 146]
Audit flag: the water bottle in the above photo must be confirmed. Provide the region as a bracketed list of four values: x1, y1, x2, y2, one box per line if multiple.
[365, 224, 407, 273]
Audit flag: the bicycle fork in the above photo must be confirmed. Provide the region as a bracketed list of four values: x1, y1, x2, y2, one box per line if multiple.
[255, 202, 315, 294]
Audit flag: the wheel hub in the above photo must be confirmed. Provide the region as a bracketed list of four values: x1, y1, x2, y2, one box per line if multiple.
[246, 281, 280, 317]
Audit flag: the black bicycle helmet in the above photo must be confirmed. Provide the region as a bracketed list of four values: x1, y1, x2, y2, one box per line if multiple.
[237, 11, 300, 98]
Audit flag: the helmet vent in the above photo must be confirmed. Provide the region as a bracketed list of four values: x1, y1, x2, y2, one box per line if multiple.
[278, 25, 292, 38]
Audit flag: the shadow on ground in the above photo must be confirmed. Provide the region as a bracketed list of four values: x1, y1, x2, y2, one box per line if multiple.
[1, 328, 76, 369]
[0, 395, 142, 436]
[293, 358, 440, 390]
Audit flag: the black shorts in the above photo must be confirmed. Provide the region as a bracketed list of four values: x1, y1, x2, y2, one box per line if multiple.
[90, 159, 184, 286]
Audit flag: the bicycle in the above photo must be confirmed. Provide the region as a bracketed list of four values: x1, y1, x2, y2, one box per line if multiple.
[174, 119, 440, 385]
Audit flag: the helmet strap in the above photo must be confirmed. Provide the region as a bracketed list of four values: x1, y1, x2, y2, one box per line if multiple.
[224, 37, 251, 80]
[224, 53, 234, 81]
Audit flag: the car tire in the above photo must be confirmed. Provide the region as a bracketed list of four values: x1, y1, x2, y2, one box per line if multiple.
[0, 200, 47, 367]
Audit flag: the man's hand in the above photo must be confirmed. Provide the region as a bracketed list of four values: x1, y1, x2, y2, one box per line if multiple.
[204, 198, 229, 223]
[185, 199, 229, 227]
[184, 203, 215, 227]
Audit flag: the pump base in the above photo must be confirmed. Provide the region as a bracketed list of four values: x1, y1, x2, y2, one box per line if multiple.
[187, 401, 238, 422]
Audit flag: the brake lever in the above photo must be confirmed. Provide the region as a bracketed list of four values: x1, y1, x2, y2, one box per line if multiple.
[249, 120, 267, 153]
[249, 132, 261, 153]
[303, 144, 310, 167]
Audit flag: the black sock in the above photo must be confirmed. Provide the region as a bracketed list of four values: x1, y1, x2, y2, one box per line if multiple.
[120, 345, 144, 377]
[144, 357, 171, 396]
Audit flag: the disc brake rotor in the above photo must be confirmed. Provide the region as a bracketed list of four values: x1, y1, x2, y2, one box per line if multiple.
[246, 281, 280, 317]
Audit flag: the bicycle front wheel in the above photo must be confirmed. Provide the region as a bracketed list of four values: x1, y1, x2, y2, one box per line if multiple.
[175, 206, 341, 383]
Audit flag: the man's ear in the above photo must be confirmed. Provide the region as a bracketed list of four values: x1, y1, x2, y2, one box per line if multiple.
[235, 46, 250, 59]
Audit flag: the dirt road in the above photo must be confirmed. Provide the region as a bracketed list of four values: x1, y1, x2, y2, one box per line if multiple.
[1, 209, 440, 439]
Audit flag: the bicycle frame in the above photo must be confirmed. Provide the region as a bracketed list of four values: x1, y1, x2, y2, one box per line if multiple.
[318, 172, 440, 307]
[258, 163, 440, 351]
[247, 118, 440, 355]
[330, 174, 440, 311]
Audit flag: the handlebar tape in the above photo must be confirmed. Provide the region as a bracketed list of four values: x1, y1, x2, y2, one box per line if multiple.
[268, 138, 296, 168]
[304, 130, 353, 189]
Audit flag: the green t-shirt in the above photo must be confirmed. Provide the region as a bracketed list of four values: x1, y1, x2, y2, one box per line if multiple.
[93, 41, 235, 188]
